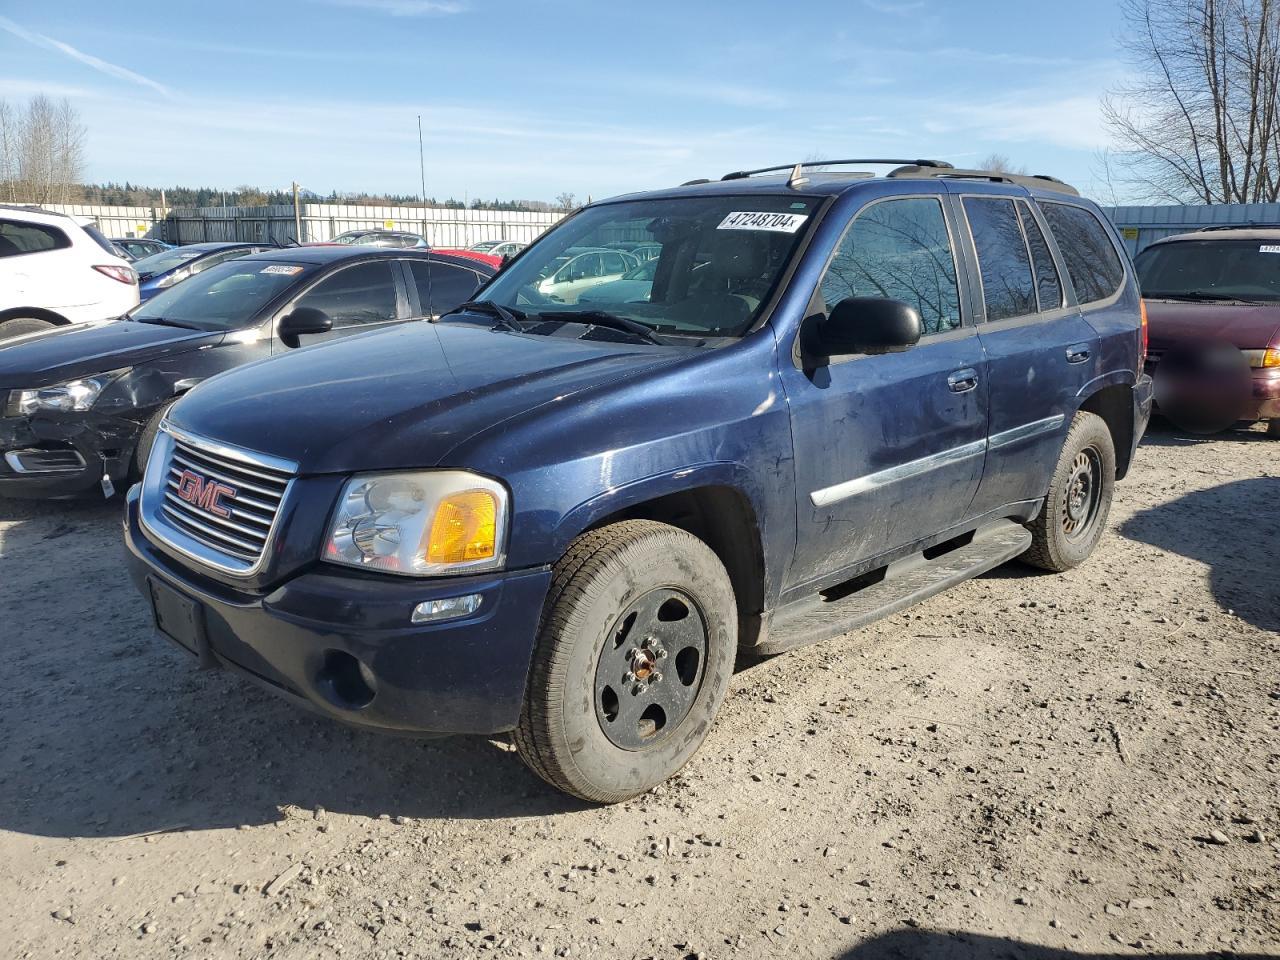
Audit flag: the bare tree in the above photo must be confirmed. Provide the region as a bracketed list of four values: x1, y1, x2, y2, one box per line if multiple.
[0, 95, 87, 204]
[554, 191, 578, 212]
[977, 153, 1028, 175]
[1103, 0, 1280, 203]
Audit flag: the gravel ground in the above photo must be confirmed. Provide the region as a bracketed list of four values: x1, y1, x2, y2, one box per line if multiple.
[1, 421, 1278, 960]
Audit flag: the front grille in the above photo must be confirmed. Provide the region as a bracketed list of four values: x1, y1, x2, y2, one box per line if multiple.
[159, 433, 294, 564]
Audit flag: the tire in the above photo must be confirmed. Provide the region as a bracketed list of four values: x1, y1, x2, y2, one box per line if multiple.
[1022, 411, 1117, 573]
[132, 400, 176, 481]
[1268, 420, 1280, 439]
[514, 520, 737, 803]
[0, 317, 55, 341]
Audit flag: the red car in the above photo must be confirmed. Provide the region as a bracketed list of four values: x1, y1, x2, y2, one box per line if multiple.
[1135, 227, 1280, 437]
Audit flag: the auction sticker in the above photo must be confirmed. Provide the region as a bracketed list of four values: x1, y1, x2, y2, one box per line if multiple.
[1260, 244, 1280, 254]
[261, 265, 305, 275]
[717, 211, 808, 233]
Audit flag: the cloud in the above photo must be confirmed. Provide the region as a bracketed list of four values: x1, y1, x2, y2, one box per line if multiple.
[320, 0, 467, 15]
[0, 15, 171, 97]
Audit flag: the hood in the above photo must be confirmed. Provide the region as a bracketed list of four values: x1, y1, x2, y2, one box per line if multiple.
[1146, 299, 1280, 351]
[168, 321, 679, 474]
[0, 319, 224, 389]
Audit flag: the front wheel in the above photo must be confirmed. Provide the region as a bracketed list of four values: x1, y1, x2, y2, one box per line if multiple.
[514, 520, 737, 803]
[1267, 420, 1280, 439]
[1022, 411, 1116, 573]
[0, 317, 55, 341]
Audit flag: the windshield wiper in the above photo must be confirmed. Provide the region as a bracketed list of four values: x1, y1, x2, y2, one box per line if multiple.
[534, 310, 664, 345]
[131, 316, 202, 330]
[1150, 290, 1268, 304]
[444, 300, 528, 332]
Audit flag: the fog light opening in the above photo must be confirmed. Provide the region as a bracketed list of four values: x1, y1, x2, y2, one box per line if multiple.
[316, 650, 376, 710]
[411, 592, 483, 624]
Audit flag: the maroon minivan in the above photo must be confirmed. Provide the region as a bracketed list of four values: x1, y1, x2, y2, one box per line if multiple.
[1135, 227, 1280, 436]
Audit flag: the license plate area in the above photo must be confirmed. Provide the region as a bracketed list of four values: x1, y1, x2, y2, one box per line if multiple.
[148, 577, 206, 658]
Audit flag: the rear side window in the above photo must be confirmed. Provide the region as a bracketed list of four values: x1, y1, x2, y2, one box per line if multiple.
[294, 261, 399, 327]
[820, 197, 963, 335]
[409, 261, 482, 316]
[1040, 202, 1125, 305]
[1017, 202, 1064, 312]
[81, 223, 121, 256]
[963, 197, 1036, 321]
[0, 219, 70, 257]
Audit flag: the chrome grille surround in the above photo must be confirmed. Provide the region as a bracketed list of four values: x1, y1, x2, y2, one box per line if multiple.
[139, 421, 298, 576]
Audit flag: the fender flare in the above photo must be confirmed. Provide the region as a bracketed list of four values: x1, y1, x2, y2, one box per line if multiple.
[549, 460, 764, 558]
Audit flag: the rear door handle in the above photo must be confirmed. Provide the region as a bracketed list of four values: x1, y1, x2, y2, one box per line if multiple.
[947, 368, 979, 393]
[1066, 344, 1091, 364]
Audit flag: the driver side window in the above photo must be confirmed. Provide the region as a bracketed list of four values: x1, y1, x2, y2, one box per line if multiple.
[293, 261, 399, 328]
[819, 197, 962, 336]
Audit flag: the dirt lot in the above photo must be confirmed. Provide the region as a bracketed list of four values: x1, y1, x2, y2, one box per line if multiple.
[1, 422, 1277, 960]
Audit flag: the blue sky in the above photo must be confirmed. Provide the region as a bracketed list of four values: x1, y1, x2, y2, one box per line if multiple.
[0, 0, 1130, 203]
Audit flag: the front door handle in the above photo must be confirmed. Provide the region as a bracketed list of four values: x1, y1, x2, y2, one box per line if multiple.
[947, 368, 979, 393]
[1066, 344, 1091, 364]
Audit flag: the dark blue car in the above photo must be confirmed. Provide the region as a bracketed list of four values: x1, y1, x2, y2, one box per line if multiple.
[124, 159, 1153, 802]
[134, 241, 274, 301]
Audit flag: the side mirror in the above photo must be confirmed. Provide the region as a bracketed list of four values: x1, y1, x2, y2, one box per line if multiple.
[808, 297, 922, 360]
[278, 306, 332, 348]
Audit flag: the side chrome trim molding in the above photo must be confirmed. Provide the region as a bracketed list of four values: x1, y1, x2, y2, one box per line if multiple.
[809, 414, 1066, 508]
[988, 414, 1065, 450]
[810, 440, 987, 508]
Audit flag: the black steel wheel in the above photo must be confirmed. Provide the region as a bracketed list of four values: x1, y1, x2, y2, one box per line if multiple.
[593, 588, 708, 751]
[514, 520, 736, 803]
[1023, 411, 1116, 573]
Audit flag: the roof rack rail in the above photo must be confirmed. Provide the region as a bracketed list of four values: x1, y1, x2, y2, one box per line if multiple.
[887, 165, 1080, 196]
[720, 159, 953, 182]
[1194, 222, 1280, 231]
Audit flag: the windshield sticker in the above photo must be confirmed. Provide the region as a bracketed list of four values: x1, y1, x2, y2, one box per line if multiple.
[1260, 244, 1280, 254]
[260, 265, 304, 275]
[717, 211, 809, 234]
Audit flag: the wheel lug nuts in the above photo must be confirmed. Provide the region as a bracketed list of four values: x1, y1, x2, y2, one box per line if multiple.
[632, 683, 644, 695]
[624, 671, 636, 683]
[650, 671, 663, 683]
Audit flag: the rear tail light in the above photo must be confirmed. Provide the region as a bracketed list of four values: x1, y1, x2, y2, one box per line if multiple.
[1138, 299, 1149, 369]
[94, 264, 137, 285]
[1260, 347, 1280, 368]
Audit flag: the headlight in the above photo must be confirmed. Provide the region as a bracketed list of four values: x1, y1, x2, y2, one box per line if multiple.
[323, 471, 509, 577]
[5, 369, 129, 417]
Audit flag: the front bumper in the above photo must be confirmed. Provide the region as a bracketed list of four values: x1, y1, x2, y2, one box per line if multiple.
[0, 412, 138, 499]
[124, 486, 552, 736]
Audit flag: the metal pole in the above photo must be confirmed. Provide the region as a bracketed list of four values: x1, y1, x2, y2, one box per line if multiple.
[293, 181, 302, 243]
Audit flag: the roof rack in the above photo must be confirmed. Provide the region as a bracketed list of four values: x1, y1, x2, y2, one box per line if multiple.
[887, 165, 1080, 196]
[1193, 222, 1280, 232]
[720, 159, 953, 183]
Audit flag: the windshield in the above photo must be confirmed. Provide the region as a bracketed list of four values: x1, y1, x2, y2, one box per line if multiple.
[134, 247, 205, 277]
[130, 259, 314, 331]
[473, 195, 821, 340]
[332, 233, 367, 245]
[1136, 239, 1280, 302]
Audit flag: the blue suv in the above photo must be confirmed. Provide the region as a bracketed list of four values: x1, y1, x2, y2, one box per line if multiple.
[123, 160, 1153, 802]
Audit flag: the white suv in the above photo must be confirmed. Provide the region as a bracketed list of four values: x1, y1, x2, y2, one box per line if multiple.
[0, 205, 140, 342]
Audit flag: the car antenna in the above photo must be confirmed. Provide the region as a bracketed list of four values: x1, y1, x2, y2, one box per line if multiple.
[418, 113, 435, 320]
[788, 163, 810, 189]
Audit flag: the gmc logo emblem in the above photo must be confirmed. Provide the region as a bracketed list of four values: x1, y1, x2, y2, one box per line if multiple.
[176, 469, 237, 519]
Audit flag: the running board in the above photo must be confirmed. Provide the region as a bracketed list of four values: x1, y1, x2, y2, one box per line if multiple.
[756, 519, 1032, 656]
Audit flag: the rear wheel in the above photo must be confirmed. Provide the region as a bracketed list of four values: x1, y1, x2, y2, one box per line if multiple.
[1022, 411, 1116, 573]
[0, 317, 55, 341]
[1268, 420, 1280, 439]
[514, 520, 737, 803]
